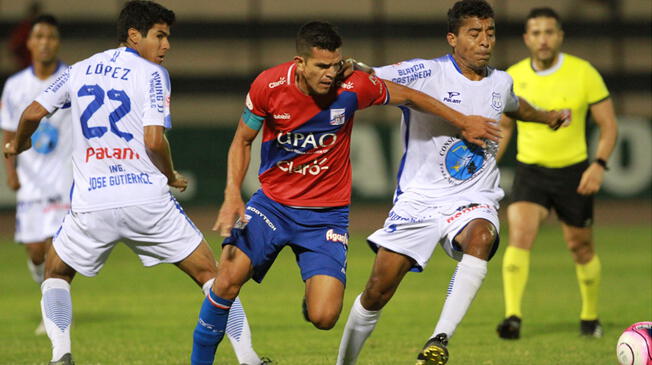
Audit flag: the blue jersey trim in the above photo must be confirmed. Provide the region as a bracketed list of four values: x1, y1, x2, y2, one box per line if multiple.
[69, 181, 75, 202]
[448, 54, 463, 75]
[124, 47, 140, 56]
[242, 107, 264, 131]
[393, 106, 411, 202]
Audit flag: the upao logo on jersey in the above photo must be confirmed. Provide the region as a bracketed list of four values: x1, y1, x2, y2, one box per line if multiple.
[276, 131, 337, 153]
[326, 229, 348, 245]
[491, 92, 502, 111]
[330, 108, 346, 125]
[439, 138, 485, 184]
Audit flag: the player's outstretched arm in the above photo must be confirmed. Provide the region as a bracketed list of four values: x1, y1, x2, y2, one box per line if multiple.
[576, 97, 618, 195]
[213, 119, 259, 237]
[505, 96, 570, 130]
[496, 114, 516, 162]
[144, 125, 187, 192]
[383, 80, 501, 147]
[3, 101, 49, 158]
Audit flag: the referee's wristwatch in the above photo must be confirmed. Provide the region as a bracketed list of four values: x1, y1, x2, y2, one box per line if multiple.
[595, 158, 609, 170]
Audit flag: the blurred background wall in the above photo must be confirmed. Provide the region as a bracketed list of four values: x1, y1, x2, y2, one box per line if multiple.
[0, 0, 650, 207]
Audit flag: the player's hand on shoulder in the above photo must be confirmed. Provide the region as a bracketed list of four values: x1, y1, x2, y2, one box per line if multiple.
[168, 170, 188, 192]
[213, 193, 246, 237]
[546, 109, 571, 131]
[577, 163, 604, 195]
[459, 115, 501, 148]
[337, 58, 374, 82]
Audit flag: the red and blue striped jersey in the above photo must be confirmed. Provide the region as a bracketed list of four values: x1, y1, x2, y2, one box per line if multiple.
[245, 61, 389, 207]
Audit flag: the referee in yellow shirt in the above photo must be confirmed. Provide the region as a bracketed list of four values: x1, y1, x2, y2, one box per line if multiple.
[495, 7, 618, 339]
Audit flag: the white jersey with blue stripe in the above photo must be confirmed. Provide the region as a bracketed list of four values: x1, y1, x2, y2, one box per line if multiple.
[374, 54, 519, 206]
[0, 63, 73, 203]
[36, 47, 173, 212]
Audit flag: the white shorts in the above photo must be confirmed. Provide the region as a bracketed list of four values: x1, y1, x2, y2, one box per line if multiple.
[15, 195, 70, 244]
[367, 198, 500, 270]
[53, 195, 203, 277]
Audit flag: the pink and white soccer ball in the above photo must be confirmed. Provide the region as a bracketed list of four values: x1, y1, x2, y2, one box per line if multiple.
[617, 322, 652, 365]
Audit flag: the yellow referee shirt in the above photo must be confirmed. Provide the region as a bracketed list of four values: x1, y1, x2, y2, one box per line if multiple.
[507, 53, 609, 168]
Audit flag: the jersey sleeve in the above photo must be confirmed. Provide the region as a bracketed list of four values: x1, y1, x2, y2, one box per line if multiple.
[584, 63, 609, 105]
[142, 66, 172, 128]
[352, 71, 389, 110]
[503, 74, 520, 113]
[35, 66, 71, 114]
[241, 72, 269, 131]
[0, 78, 17, 131]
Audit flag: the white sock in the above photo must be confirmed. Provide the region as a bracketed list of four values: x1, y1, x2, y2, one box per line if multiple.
[433, 254, 487, 339]
[27, 259, 45, 284]
[201, 278, 215, 297]
[336, 294, 381, 365]
[41, 278, 72, 361]
[201, 278, 260, 365]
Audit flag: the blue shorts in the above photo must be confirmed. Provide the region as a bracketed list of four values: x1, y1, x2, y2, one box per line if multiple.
[223, 190, 349, 284]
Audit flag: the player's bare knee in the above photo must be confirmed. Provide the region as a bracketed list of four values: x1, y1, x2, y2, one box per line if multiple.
[309, 310, 339, 330]
[213, 276, 242, 300]
[461, 226, 495, 259]
[568, 239, 594, 264]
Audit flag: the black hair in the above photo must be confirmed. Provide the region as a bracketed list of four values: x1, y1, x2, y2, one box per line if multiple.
[296, 21, 342, 58]
[117, 0, 175, 43]
[447, 0, 495, 35]
[525, 7, 562, 30]
[31, 14, 59, 30]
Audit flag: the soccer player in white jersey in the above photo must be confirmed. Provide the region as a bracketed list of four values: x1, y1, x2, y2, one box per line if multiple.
[336, 1, 568, 364]
[3, 2, 267, 365]
[0, 14, 71, 336]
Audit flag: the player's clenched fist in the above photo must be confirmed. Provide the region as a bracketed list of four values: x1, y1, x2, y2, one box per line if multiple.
[213, 195, 246, 237]
[3, 139, 31, 158]
[167, 170, 188, 192]
[545, 109, 571, 130]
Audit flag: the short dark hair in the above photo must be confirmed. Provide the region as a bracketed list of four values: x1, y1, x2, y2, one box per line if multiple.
[525, 7, 562, 30]
[296, 21, 342, 58]
[31, 14, 59, 30]
[447, 0, 495, 35]
[117, 0, 175, 43]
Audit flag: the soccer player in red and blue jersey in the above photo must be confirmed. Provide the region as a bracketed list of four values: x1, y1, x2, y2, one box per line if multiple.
[191, 21, 502, 364]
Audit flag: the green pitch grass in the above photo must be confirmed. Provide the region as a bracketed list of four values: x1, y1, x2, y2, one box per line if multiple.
[0, 224, 650, 365]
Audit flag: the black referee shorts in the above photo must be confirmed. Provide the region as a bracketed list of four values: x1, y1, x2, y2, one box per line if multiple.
[510, 160, 593, 227]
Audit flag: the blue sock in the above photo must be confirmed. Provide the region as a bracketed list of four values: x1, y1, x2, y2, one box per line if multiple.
[191, 290, 233, 365]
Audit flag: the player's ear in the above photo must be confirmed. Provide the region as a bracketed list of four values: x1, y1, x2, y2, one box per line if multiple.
[446, 32, 457, 48]
[127, 28, 142, 45]
[294, 55, 305, 72]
